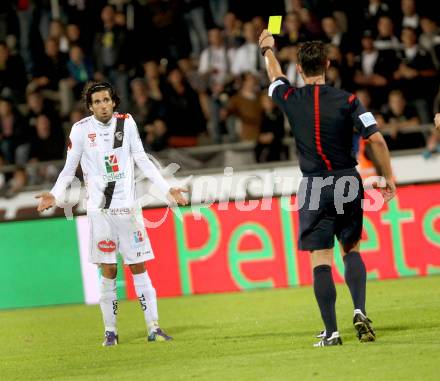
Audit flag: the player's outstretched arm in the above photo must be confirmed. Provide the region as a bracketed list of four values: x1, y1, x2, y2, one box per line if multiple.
[367, 132, 396, 202]
[259, 29, 286, 82]
[35, 124, 83, 212]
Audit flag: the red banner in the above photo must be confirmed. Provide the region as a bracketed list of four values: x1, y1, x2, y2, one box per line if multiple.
[123, 183, 440, 298]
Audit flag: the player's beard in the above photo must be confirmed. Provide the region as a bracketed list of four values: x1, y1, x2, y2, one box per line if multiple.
[96, 110, 113, 124]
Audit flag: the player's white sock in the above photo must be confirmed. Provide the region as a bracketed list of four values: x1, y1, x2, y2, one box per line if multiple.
[133, 271, 159, 334]
[99, 276, 118, 333]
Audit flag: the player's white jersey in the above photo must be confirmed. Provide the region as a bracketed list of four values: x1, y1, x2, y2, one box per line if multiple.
[51, 113, 170, 210]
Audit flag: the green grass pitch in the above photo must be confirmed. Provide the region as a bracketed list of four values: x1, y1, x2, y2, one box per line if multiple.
[1, 276, 439, 381]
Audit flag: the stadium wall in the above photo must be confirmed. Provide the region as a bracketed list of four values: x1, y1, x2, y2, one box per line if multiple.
[1, 183, 439, 309]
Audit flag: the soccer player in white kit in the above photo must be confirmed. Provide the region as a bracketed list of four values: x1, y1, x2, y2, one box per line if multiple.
[36, 82, 188, 346]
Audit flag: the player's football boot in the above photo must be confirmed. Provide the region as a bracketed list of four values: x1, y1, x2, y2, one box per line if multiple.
[353, 311, 376, 342]
[148, 328, 173, 342]
[316, 330, 326, 338]
[313, 331, 342, 347]
[102, 331, 118, 346]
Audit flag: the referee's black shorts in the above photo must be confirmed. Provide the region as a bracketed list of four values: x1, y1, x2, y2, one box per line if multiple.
[297, 168, 364, 251]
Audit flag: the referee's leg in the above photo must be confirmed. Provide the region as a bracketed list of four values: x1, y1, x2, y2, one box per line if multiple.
[311, 248, 339, 339]
[339, 240, 376, 341]
[339, 240, 366, 315]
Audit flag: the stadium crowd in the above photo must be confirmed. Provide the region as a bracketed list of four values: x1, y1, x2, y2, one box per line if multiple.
[1, 0, 440, 196]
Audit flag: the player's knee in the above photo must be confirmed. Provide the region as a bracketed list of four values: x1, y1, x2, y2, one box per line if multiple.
[129, 262, 146, 275]
[101, 263, 117, 279]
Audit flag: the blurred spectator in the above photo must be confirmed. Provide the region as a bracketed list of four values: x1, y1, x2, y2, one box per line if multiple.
[278, 12, 309, 51]
[27, 114, 65, 185]
[419, 16, 440, 69]
[142, 60, 166, 101]
[353, 30, 395, 108]
[284, 45, 305, 88]
[374, 16, 401, 52]
[163, 66, 206, 147]
[128, 78, 166, 133]
[0, 97, 29, 165]
[199, 27, 234, 143]
[399, 0, 419, 31]
[209, 0, 230, 28]
[379, 90, 425, 150]
[251, 16, 266, 37]
[145, 119, 168, 152]
[223, 72, 262, 142]
[326, 44, 353, 90]
[393, 27, 437, 121]
[93, 4, 129, 108]
[0, 41, 27, 102]
[183, 0, 208, 57]
[143, 0, 191, 62]
[25, 90, 58, 128]
[66, 23, 83, 50]
[321, 15, 353, 54]
[231, 22, 265, 77]
[67, 44, 94, 99]
[255, 93, 288, 163]
[222, 12, 242, 50]
[49, 20, 69, 53]
[29, 114, 65, 162]
[29, 37, 69, 92]
[362, 0, 391, 31]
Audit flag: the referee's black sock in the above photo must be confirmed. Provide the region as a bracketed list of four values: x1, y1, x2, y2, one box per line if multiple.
[313, 265, 338, 338]
[343, 251, 367, 315]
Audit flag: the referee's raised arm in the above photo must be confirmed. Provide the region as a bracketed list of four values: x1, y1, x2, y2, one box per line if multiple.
[258, 30, 286, 82]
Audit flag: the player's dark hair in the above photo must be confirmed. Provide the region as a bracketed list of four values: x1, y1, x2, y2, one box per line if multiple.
[297, 41, 328, 77]
[82, 81, 120, 109]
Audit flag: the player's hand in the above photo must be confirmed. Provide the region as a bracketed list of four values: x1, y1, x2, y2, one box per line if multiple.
[373, 178, 396, 203]
[168, 187, 189, 206]
[434, 113, 440, 131]
[259, 29, 275, 49]
[36, 192, 56, 212]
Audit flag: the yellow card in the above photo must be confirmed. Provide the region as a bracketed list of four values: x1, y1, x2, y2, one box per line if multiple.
[268, 16, 282, 35]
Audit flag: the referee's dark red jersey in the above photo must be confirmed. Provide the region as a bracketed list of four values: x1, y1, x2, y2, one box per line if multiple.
[269, 77, 379, 175]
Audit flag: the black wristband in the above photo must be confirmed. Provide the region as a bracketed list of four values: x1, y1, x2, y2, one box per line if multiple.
[261, 46, 273, 57]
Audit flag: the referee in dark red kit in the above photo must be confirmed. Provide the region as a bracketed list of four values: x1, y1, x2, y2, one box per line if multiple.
[259, 30, 396, 346]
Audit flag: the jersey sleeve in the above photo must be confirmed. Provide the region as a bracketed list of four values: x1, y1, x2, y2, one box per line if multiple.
[268, 76, 295, 109]
[50, 123, 84, 200]
[128, 116, 171, 195]
[350, 96, 379, 139]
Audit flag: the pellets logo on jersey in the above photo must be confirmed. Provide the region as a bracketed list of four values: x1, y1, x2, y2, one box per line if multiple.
[102, 154, 125, 182]
[97, 240, 116, 253]
[104, 154, 119, 174]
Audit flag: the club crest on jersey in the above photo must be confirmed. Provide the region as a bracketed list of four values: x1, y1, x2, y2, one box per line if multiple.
[88, 133, 97, 147]
[115, 131, 124, 142]
[103, 154, 125, 182]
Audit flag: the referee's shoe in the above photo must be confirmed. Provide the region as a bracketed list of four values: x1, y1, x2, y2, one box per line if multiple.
[353, 309, 376, 342]
[314, 331, 342, 347]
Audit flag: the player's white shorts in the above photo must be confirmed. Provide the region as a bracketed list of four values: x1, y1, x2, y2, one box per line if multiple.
[88, 207, 154, 265]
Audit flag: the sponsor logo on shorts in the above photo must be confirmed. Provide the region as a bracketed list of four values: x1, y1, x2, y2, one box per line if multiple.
[97, 240, 116, 252]
[133, 230, 144, 243]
